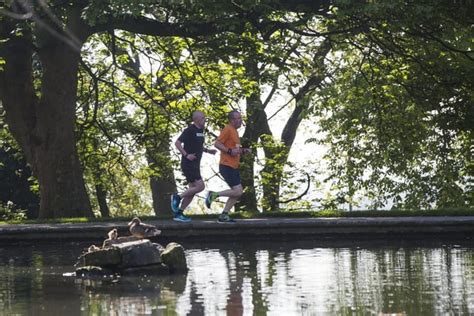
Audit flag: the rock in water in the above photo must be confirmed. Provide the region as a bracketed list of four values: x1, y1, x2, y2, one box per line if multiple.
[161, 242, 187, 273]
[75, 239, 187, 277]
[82, 247, 122, 267]
[114, 239, 162, 268]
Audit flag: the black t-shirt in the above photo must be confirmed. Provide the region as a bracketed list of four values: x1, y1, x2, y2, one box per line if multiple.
[178, 124, 205, 163]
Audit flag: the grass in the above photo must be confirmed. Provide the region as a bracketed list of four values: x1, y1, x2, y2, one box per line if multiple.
[1, 208, 473, 225]
[0, 214, 169, 225]
[207, 208, 474, 219]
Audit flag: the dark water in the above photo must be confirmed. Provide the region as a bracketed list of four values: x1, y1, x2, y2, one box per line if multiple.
[0, 237, 473, 315]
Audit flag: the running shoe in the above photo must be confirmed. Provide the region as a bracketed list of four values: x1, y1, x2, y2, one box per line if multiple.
[205, 191, 217, 208]
[170, 193, 181, 215]
[217, 213, 236, 223]
[174, 213, 192, 222]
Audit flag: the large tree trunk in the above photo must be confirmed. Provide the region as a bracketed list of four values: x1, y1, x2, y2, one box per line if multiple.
[240, 93, 272, 212]
[34, 44, 92, 218]
[260, 96, 308, 211]
[239, 54, 272, 212]
[261, 41, 331, 211]
[0, 22, 93, 218]
[147, 139, 177, 215]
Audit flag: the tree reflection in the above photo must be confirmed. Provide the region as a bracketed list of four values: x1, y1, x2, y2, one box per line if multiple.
[0, 239, 472, 315]
[175, 240, 473, 315]
[77, 274, 187, 315]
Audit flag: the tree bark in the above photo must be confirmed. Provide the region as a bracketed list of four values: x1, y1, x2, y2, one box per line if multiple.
[37, 43, 93, 218]
[147, 144, 177, 215]
[95, 184, 110, 217]
[0, 19, 93, 218]
[260, 40, 330, 211]
[260, 82, 327, 211]
[0, 0, 332, 218]
[239, 56, 272, 213]
[261, 96, 309, 211]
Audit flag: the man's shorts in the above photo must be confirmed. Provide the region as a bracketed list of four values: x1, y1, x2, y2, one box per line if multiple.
[219, 164, 241, 187]
[181, 161, 202, 183]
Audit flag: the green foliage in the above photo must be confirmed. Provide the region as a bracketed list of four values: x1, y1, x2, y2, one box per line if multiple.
[0, 111, 39, 219]
[76, 30, 253, 216]
[0, 201, 26, 221]
[3, 0, 471, 218]
[310, 1, 473, 209]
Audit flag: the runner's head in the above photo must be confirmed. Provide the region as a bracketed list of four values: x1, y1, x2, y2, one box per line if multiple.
[192, 110, 206, 128]
[228, 110, 242, 129]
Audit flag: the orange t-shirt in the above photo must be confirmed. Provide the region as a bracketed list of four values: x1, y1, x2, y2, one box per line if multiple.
[217, 124, 241, 169]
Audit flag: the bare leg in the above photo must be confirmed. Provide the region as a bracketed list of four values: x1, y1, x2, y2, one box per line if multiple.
[217, 184, 243, 213]
[217, 184, 243, 198]
[222, 196, 240, 213]
[180, 179, 205, 211]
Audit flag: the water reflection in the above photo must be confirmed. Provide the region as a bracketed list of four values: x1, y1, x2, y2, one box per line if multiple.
[178, 242, 473, 315]
[0, 239, 472, 315]
[77, 274, 187, 315]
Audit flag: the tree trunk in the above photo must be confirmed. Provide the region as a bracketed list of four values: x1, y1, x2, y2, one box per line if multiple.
[260, 41, 330, 211]
[147, 143, 177, 215]
[239, 91, 273, 213]
[261, 96, 308, 211]
[90, 137, 110, 217]
[0, 29, 93, 218]
[113, 46, 178, 216]
[261, 91, 319, 211]
[95, 184, 110, 217]
[261, 144, 288, 211]
[238, 51, 275, 212]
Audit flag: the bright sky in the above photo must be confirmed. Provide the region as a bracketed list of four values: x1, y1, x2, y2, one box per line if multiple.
[171, 95, 337, 214]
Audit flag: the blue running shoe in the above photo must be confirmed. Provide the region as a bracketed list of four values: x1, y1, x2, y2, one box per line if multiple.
[171, 193, 181, 215]
[174, 213, 192, 222]
[205, 191, 217, 209]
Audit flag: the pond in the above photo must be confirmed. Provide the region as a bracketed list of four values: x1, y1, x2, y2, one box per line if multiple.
[0, 236, 473, 315]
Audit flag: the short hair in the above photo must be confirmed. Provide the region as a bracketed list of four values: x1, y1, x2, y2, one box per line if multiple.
[228, 110, 240, 121]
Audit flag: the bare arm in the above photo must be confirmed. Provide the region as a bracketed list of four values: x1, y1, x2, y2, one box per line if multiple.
[175, 139, 197, 160]
[214, 140, 250, 156]
[175, 139, 187, 156]
[214, 140, 227, 153]
[215, 140, 237, 155]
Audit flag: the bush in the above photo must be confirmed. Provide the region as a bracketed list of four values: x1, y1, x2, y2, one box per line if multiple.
[0, 201, 27, 221]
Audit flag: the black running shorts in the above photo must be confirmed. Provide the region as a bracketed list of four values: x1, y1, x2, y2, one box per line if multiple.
[219, 164, 241, 187]
[181, 161, 202, 183]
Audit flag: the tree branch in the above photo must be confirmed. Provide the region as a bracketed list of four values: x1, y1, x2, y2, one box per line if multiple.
[277, 172, 311, 204]
[91, 16, 224, 39]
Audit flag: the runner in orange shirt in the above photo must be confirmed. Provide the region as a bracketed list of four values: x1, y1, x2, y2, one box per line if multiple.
[205, 110, 251, 223]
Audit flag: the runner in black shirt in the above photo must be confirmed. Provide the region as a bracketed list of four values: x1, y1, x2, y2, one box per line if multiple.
[171, 111, 216, 222]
